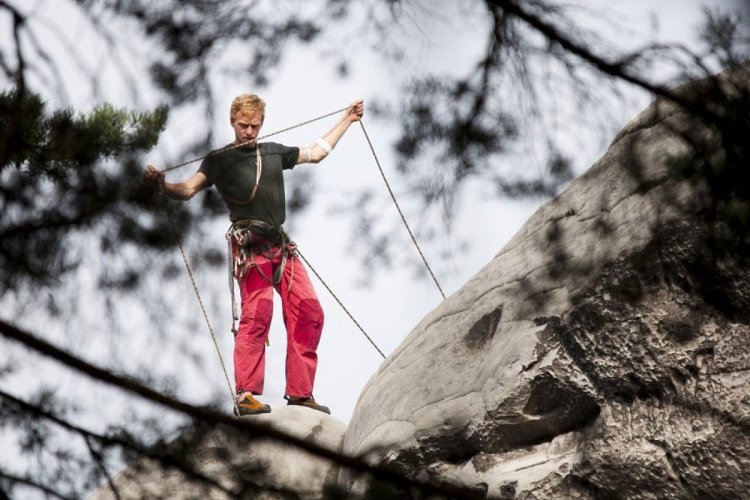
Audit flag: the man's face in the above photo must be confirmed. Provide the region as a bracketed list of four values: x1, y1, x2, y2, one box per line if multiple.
[231, 110, 263, 146]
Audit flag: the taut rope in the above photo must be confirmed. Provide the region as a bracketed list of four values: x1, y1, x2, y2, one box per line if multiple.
[162, 107, 349, 173]
[357, 120, 446, 299]
[297, 249, 386, 359]
[173, 215, 240, 416]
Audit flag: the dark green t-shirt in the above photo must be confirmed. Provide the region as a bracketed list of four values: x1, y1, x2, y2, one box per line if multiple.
[198, 142, 299, 226]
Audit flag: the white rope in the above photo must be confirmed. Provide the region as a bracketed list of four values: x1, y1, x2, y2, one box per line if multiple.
[174, 224, 240, 416]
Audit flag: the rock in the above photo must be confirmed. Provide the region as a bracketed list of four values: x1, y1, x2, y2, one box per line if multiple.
[342, 65, 750, 498]
[90, 406, 347, 500]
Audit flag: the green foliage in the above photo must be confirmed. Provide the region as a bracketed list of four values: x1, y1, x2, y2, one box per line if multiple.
[0, 88, 181, 289]
[1, 90, 168, 173]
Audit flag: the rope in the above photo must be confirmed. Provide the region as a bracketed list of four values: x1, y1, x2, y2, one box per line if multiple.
[172, 217, 240, 416]
[161, 105, 447, 397]
[357, 120, 447, 300]
[163, 106, 350, 173]
[297, 250, 386, 359]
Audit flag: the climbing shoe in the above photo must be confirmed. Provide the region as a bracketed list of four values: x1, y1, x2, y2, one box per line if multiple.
[285, 395, 330, 414]
[234, 393, 271, 416]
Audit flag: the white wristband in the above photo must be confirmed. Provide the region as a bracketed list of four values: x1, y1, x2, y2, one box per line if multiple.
[316, 138, 333, 154]
[305, 147, 312, 162]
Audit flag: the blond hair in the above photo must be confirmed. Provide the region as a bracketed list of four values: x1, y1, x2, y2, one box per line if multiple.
[230, 94, 265, 121]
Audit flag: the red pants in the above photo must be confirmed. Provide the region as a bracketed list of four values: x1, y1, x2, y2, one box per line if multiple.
[233, 244, 324, 398]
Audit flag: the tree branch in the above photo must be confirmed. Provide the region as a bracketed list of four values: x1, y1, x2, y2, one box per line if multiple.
[488, 0, 721, 120]
[0, 470, 75, 500]
[0, 318, 484, 499]
[0, 388, 235, 498]
[0, 1, 28, 170]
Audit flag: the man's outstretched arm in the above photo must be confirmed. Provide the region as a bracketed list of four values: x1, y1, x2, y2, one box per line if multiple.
[143, 165, 209, 200]
[296, 99, 364, 165]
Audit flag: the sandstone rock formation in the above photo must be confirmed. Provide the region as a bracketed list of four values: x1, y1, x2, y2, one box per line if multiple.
[90, 406, 347, 500]
[89, 67, 749, 500]
[342, 66, 750, 498]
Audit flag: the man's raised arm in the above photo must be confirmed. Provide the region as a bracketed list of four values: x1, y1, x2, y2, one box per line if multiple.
[296, 99, 364, 165]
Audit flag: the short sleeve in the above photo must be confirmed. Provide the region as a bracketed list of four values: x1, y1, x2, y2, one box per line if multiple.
[279, 144, 300, 170]
[197, 156, 214, 187]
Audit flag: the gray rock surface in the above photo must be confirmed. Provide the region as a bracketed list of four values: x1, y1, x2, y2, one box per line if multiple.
[90, 406, 347, 500]
[342, 66, 750, 498]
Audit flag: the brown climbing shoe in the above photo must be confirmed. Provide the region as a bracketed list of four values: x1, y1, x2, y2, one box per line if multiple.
[285, 395, 330, 414]
[234, 393, 271, 416]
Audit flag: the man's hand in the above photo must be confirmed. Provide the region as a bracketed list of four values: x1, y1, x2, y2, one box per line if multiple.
[344, 99, 364, 123]
[143, 165, 166, 192]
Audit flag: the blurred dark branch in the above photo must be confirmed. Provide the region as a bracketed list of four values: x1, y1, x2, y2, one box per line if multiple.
[0, 470, 74, 500]
[0, 388, 234, 498]
[75, 4, 143, 104]
[83, 437, 123, 500]
[0, 204, 107, 240]
[0, 1, 27, 170]
[0, 318, 485, 499]
[0, 0, 26, 90]
[489, 0, 723, 121]
[477, 8, 505, 109]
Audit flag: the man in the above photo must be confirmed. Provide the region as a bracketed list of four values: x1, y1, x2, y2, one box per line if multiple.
[143, 94, 364, 416]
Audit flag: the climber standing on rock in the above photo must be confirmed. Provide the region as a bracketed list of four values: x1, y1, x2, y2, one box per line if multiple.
[143, 94, 364, 416]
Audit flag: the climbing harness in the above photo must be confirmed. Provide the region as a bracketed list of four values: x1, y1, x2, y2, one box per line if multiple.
[165, 104, 447, 410]
[225, 219, 296, 335]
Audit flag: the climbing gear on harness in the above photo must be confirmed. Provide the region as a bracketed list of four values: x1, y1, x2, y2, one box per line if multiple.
[285, 395, 330, 414]
[234, 393, 272, 416]
[225, 219, 297, 335]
